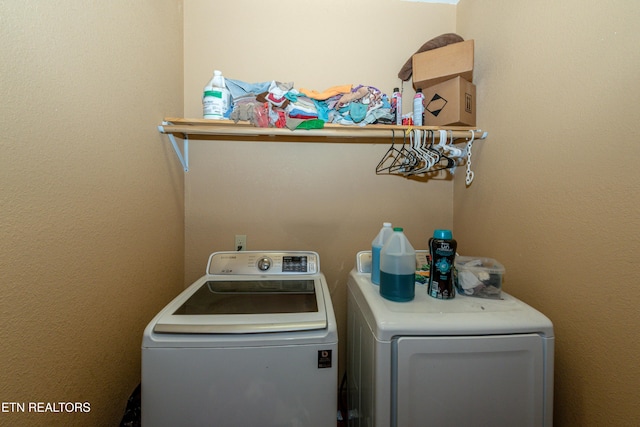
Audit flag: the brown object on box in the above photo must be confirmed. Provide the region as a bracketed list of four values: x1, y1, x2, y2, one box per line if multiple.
[412, 39, 474, 90]
[397, 33, 465, 81]
[422, 77, 476, 127]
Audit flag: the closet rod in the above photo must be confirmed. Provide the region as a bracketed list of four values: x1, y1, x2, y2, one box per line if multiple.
[158, 122, 488, 141]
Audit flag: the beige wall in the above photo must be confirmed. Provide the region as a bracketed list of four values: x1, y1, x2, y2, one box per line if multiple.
[183, 0, 458, 378]
[456, 0, 640, 426]
[0, 1, 184, 426]
[3, 0, 635, 425]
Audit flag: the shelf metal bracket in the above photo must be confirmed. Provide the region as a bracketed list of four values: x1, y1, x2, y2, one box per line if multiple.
[158, 122, 189, 171]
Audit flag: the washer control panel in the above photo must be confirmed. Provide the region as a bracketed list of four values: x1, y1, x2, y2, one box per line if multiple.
[207, 251, 319, 275]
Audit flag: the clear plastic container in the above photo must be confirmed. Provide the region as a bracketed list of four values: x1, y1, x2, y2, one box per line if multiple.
[454, 256, 505, 299]
[380, 227, 416, 302]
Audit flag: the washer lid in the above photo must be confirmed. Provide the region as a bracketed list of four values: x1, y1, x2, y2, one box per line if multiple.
[153, 276, 328, 334]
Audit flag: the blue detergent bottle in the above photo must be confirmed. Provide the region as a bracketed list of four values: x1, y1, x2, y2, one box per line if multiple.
[380, 227, 416, 302]
[371, 222, 393, 285]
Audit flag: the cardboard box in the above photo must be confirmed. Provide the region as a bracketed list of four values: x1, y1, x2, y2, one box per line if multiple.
[422, 76, 476, 126]
[412, 39, 474, 90]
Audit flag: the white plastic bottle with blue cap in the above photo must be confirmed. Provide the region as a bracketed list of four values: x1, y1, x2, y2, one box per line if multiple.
[371, 222, 393, 285]
[380, 227, 416, 302]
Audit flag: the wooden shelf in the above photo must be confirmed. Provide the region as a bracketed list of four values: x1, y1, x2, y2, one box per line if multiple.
[159, 117, 486, 141]
[158, 117, 488, 171]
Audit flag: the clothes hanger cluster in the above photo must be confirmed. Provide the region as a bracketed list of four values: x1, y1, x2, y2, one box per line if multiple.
[376, 129, 476, 184]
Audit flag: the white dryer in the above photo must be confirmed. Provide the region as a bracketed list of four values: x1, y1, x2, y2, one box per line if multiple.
[347, 251, 554, 427]
[142, 251, 338, 427]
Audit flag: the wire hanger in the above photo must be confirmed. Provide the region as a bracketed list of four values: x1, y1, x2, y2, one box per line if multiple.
[376, 129, 401, 174]
[388, 130, 418, 175]
[376, 128, 479, 180]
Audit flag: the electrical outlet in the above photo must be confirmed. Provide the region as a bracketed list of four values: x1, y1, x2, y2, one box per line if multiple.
[235, 235, 246, 251]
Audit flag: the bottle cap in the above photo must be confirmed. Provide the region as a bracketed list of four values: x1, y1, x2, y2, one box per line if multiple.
[383, 222, 392, 227]
[433, 229, 452, 239]
[393, 87, 399, 92]
[393, 227, 403, 232]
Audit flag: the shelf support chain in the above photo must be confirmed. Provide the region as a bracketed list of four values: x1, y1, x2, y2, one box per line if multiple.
[159, 122, 189, 171]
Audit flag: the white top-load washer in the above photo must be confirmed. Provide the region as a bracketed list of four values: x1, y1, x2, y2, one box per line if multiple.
[347, 251, 554, 427]
[142, 251, 338, 427]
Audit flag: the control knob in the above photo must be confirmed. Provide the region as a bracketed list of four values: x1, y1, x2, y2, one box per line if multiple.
[257, 257, 272, 271]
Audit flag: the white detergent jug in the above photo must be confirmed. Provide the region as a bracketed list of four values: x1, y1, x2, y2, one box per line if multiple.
[371, 222, 393, 285]
[380, 227, 416, 302]
[203, 70, 231, 120]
